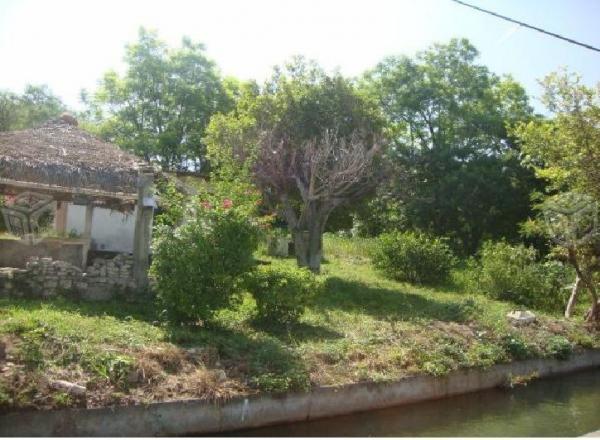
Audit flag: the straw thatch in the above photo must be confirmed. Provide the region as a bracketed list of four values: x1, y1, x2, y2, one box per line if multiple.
[0, 115, 148, 195]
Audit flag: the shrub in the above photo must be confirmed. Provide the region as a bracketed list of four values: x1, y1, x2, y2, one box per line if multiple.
[245, 263, 320, 325]
[547, 336, 573, 360]
[473, 241, 571, 312]
[372, 231, 456, 284]
[151, 207, 259, 324]
[501, 334, 535, 360]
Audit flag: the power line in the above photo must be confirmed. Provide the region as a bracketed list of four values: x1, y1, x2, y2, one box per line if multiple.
[449, 0, 600, 54]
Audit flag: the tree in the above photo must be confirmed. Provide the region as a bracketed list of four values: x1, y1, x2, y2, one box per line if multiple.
[0, 85, 66, 131]
[83, 28, 233, 171]
[206, 57, 384, 271]
[362, 39, 538, 254]
[0, 91, 20, 131]
[257, 130, 381, 271]
[515, 70, 600, 322]
[517, 70, 600, 198]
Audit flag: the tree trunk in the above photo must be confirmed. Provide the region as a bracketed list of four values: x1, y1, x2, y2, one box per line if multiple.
[585, 299, 600, 322]
[567, 248, 599, 323]
[293, 224, 323, 273]
[564, 274, 581, 318]
[581, 275, 599, 322]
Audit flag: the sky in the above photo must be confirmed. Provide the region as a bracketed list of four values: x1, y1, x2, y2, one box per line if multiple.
[0, 0, 599, 112]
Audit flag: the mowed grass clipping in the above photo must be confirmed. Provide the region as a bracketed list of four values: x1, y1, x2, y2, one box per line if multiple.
[1, 234, 598, 410]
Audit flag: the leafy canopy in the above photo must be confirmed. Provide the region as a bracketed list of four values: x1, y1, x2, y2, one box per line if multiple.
[0, 85, 66, 131]
[515, 69, 600, 199]
[83, 28, 233, 171]
[362, 38, 537, 254]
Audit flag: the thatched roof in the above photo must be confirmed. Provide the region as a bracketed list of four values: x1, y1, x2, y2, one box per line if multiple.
[0, 115, 149, 197]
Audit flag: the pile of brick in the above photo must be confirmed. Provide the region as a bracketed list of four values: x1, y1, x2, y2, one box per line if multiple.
[85, 254, 136, 300]
[25, 257, 85, 297]
[0, 267, 28, 297]
[0, 254, 136, 300]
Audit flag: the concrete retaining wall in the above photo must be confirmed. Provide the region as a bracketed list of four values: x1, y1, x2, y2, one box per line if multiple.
[1, 350, 599, 436]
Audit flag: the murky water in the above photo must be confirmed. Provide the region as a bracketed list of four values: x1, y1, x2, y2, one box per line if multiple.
[229, 368, 600, 437]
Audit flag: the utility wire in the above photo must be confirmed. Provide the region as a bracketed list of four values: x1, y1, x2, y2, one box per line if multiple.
[449, 0, 600, 54]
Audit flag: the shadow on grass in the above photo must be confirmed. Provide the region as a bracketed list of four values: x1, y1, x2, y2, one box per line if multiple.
[313, 277, 471, 323]
[165, 323, 311, 390]
[249, 319, 343, 343]
[0, 297, 311, 392]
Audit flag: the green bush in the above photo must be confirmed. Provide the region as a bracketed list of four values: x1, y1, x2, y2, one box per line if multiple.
[151, 207, 259, 324]
[372, 231, 456, 284]
[547, 336, 573, 360]
[501, 335, 535, 360]
[472, 241, 571, 312]
[245, 263, 320, 325]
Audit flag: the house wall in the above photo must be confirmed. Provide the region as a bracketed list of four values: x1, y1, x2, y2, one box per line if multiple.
[66, 204, 136, 253]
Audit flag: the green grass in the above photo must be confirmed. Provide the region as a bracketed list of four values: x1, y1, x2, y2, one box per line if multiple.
[0, 234, 598, 411]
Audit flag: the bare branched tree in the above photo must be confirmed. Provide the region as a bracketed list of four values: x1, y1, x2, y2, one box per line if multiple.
[255, 129, 382, 272]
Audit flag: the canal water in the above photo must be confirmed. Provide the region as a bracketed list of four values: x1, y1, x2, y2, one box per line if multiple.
[229, 368, 600, 437]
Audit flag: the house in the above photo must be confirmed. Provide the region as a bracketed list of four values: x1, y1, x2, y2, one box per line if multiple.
[0, 114, 155, 294]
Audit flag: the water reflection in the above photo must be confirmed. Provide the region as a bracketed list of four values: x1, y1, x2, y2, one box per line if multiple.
[229, 368, 600, 437]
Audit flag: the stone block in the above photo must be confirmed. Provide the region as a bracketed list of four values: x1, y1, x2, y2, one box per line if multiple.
[507, 310, 536, 325]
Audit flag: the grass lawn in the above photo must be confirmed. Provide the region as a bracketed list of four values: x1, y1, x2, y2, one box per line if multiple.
[0, 235, 598, 411]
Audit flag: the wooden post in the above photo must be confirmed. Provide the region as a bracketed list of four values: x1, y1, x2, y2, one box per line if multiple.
[132, 169, 154, 289]
[55, 201, 69, 235]
[83, 203, 93, 238]
[82, 203, 94, 267]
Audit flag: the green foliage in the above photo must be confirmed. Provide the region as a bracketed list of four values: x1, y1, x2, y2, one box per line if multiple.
[206, 57, 384, 272]
[245, 263, 320, 325]
[196, 177, 263, 220]
[87, 353, 134, 388]
[514, 71, 600, 321]
[362, 38, 538, 254]
[0, 85, 66, 131]
[205, 55, 383, 207]
[350, 197, 407, 237]
[83, 28, 233, 170]
[372, 231, 456, 285]
[151, 206, 259, 324]
[251, 369, 311, 393]
[515, 69, 600, 198]
[19, 329, 45, 369]
[547, 336, 573, 360]
[0, 235, 597, 409]
[153, 179, 188, 229]
[501, 334, 535, 360]
[469, 241, 571, 312]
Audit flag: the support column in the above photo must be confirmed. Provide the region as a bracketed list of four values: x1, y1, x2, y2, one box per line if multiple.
[82, 203, 93, 267]
[83, 203, 93, 237]
[55, 201, 69, 236]
[132, 169, 155, 290]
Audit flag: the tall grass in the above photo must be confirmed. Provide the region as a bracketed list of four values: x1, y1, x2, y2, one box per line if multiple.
[323, 233, 375, 263]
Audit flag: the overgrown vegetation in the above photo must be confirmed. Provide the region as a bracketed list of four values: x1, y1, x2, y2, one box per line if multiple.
[151, 206, 259, 324]
[245, 262, 320, 325]
[2, 22, 600, 416]
[1, 236, 597, 411]
[460, 241, 572, 312]
[372, 231, 456, 285]
[0, 85, 65, 131]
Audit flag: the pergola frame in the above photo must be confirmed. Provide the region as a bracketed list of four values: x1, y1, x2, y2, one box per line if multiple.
[0, 116, 155, 288]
